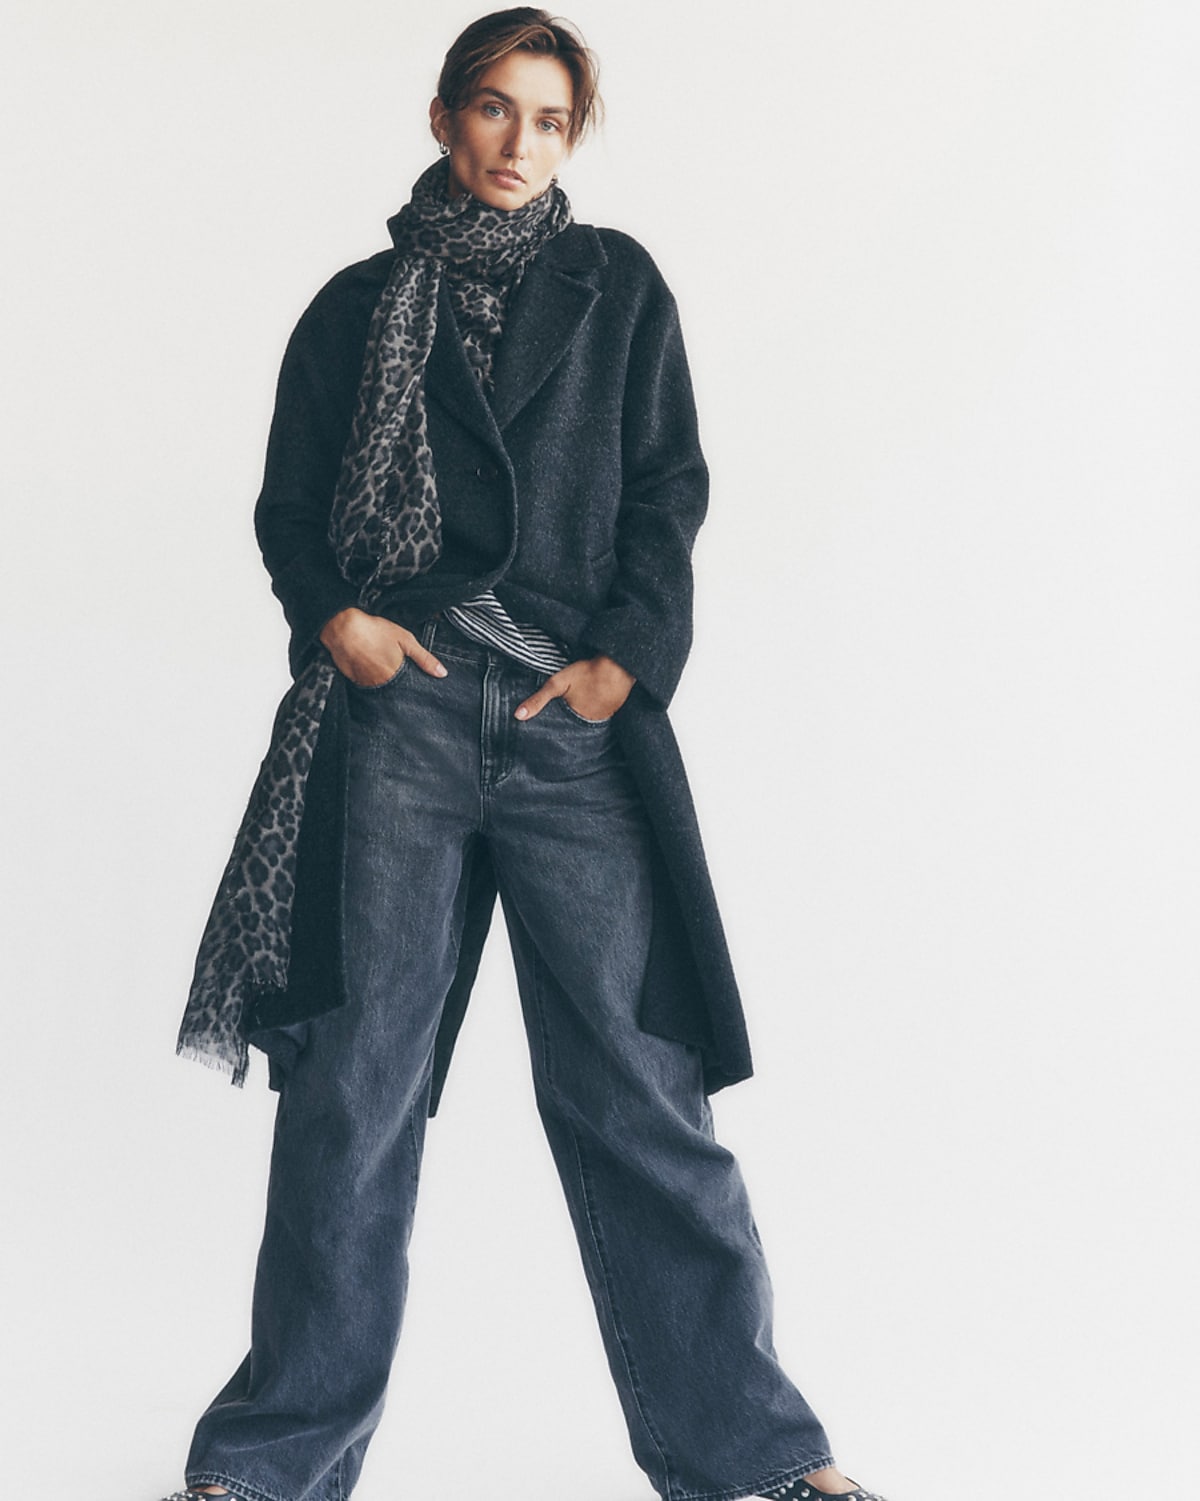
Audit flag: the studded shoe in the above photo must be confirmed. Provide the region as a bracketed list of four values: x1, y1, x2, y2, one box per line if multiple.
[159, 1490, 243, 1501]
[758, 1478, 890, 1501]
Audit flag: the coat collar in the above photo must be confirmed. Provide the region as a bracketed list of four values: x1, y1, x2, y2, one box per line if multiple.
[489, 224, 605, 430]
[422, 225, 606, 442]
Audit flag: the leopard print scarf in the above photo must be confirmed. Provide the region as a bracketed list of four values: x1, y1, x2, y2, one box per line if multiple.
[331, 157, 571, 596]
[176, 159, 571, 1084]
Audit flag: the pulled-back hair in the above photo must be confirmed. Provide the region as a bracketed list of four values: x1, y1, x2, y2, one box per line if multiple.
[436, 9, 602, 145]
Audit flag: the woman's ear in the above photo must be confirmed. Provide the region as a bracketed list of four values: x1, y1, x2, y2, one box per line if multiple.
[429, 96, 450, 150]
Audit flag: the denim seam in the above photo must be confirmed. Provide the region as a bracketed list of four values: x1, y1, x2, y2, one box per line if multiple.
[185, 1471, 289, 1501]
[565, 1122, 677, 1498]
[407, 1097, 423, 1210]
[666, 1451, 838, 1501]
[480, 657, 517, 797]
[530, 943, 556, 1093]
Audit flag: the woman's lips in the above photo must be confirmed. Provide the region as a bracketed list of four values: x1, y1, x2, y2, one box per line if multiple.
[488, 169, 526, 187]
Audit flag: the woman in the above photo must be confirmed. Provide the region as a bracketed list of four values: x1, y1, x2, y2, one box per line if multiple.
[166, 11, 889, 1501]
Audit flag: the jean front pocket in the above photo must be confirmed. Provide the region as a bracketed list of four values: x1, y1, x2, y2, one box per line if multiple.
[552, 694, 614, 726]
[345, 655, 409, 692]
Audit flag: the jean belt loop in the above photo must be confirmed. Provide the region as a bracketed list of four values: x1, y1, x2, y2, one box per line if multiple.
[421, 616, 439, 652]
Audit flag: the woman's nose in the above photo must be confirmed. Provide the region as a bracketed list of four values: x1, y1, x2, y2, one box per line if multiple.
[503, 119, 531, 158]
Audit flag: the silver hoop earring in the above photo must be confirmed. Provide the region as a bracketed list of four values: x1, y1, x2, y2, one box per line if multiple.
[438, 141, 449, 156]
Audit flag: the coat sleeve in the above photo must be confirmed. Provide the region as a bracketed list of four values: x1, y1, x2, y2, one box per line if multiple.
[253, 271, 372, 665]
[577, 261, 709, 708]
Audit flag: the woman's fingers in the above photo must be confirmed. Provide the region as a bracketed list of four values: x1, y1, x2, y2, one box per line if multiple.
[514, 658, 635, 721]
[513, 657, 633, 720]
[344, 649, 406, 687]
[319, 612, 448, 685]
[397, 630, 447, 678]
[514, 673, 565, 720]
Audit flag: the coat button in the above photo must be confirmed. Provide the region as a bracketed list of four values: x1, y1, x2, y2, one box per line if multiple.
[475, 463, 499, 482]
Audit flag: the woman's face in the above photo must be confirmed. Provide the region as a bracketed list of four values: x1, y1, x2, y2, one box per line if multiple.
[430, 51, 574, 210]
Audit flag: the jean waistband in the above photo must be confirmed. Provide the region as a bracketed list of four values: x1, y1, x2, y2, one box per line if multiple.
[420, 612, 546, 677]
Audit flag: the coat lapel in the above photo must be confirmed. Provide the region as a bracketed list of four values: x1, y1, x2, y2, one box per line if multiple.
[423, 277, 505, 452]
[488, 225, 606, 431]
[421, 226, 607, 441]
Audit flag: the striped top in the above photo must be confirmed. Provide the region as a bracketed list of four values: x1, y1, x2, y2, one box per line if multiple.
[444, 590, 571, 675]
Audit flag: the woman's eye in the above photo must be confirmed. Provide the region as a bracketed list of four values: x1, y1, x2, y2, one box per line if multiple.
[538, 119, 560, 132]
[483, 103, 505, 118]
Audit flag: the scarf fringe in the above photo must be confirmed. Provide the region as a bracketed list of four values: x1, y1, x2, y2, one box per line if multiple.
[175, 1036, 250, 1088]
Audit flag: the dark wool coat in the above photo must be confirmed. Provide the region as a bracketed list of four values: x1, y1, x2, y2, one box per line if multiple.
[241, 222, 753, 1112]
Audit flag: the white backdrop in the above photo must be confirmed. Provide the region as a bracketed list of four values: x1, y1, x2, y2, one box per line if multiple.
[1, 4, 1196, 1499]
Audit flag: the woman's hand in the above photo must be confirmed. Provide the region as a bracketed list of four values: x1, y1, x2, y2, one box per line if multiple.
[514, 654, 635, 723]
[319, 608, 447, 686]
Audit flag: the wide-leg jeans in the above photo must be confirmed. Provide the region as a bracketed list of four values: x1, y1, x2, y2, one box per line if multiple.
[185, 619, 834, 1501]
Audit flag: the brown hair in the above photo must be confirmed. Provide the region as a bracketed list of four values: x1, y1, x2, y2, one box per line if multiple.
[436, 9, 602, 146]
